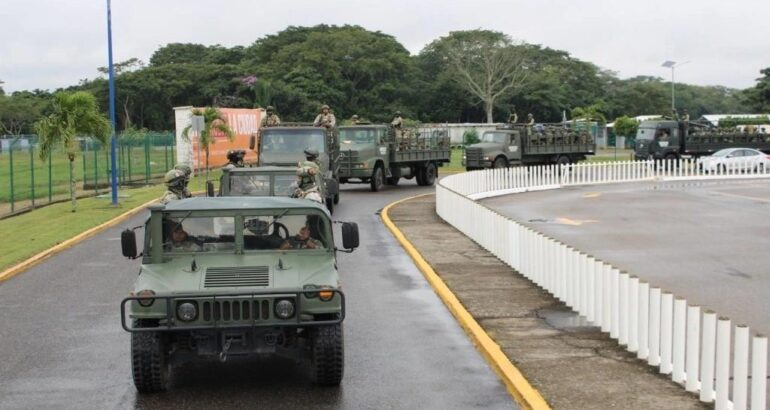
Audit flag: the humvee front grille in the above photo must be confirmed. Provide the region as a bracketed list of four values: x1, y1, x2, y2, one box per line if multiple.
[204, 266, 270, 288]
[201, 299, 272, 322]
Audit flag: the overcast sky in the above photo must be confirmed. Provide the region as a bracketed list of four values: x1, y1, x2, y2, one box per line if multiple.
[2, 0, 769, 93]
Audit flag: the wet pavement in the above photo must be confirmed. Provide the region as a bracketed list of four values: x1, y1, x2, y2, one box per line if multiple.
[390, 195, 707, 409]
[483, 179, 770, 337]
[0, 178, 516, 410]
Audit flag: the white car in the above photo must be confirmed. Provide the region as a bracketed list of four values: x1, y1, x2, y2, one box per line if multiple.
[697, 148, 770, 173]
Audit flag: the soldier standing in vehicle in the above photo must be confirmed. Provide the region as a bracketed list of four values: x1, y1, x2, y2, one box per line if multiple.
[508, 107, 518, 124]
[294, 149, 323, 203]
[160, 169, 187, 204]
[173, 163, 193, 198]
[261, 106, 281, 128]
[222, 150, 246, 171]
[313, 105, 336, 129]
[351, 114, 360, 125]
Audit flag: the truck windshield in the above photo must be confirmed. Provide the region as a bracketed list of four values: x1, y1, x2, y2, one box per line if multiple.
[261, 130, 326, 154]
[636, 127, 656, 141]
[481, 133, 508, 143]
[340, 128, 381, 144]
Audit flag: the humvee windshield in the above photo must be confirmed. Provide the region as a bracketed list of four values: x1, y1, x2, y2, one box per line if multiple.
[340, 128, 384, 144]
[161, 212, 330, 253]
[481, 132, 508, 143]
[261, 130, 326, 154]
[229, 174, 296, 196]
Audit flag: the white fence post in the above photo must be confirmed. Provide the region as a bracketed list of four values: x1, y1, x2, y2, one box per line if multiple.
[672, 297, 687, 383]
[660, 292, 674, 374]
[715, 317, 731, 410]
[732, 325, 749, 410]
[648, 287, 662, 366]
[601, 264, 611, 333]
[751, 335, 767, 410]
[700, 311, 717, 403]
[637, 281, 650, 360]
[685, 305, 700, 392]
[628, 276, 640, 352]
[619, 272, 630, 345]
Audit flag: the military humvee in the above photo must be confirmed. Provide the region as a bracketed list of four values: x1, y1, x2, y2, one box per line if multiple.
[120, 197, 359, 392]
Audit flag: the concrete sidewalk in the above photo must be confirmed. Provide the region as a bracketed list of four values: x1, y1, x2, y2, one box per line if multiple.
[389, 194, 707, 410]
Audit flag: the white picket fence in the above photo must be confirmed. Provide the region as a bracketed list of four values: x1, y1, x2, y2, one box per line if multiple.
[437, 159, 769, 409]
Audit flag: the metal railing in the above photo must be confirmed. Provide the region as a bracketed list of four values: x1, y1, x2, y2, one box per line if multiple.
[437, 159, 769, 410]
[0, 132, 175, 216]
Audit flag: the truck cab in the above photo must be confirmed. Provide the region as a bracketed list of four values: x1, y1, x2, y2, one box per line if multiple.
[256, 125, 340, 205]
[634, 120, 681, 160]
[120, 197, 359, 392]
[464, 130, 522, 169]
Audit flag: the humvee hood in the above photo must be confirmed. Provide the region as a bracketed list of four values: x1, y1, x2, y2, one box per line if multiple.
[134, 253, 338, 294]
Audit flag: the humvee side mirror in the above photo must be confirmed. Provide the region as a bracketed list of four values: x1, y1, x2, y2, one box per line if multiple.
[341, 222, 359, 250]
[249, 133, 256, 150]
[121, 229, 138, 259]
[206, 180, 215, 197]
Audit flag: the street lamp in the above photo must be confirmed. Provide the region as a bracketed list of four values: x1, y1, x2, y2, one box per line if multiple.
[661, 60, 690, 112]
[106, 0, 119, 205]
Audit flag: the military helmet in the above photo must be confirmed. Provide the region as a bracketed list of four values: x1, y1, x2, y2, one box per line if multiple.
[304, 148, 319, 159]
[164, 169, 186, 189]
[266, 105, 275, 112]
[321, 104, 330, 111]
[226, 150, 240, 163]
[352, 114, 359, 120]
[173, 163, 192, 179]
[394, 110, 402, 116]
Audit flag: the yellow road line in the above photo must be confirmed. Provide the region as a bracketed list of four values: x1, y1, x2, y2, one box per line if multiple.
[382, 194, 550, 410]
[0, 198, 159, 283]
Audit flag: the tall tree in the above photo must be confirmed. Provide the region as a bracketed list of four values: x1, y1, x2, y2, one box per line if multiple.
[744, 67, 770, 112]
[422, 30, 531, 123]
[35, 91, 111, 212]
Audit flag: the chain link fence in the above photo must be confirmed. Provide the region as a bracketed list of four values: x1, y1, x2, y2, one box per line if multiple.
[0, 131, 175, 217]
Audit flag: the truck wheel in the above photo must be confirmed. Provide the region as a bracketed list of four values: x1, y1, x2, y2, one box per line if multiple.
[326, 197, 334, 214]
[311, 324, 344, 386]
[423, 163, 437, 186]
[493, 157, 508, 169]
[416, 167, 427, 186]
[131, 321, 168, 393]
[333, 192, 340, 205]
[556, 156, 571, 165]
[386, 176, 400, 186]
[370, 166, 385, 192]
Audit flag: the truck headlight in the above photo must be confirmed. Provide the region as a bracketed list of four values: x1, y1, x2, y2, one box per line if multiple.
[176, 301, 198, 322]
[274, 299, 295, 319]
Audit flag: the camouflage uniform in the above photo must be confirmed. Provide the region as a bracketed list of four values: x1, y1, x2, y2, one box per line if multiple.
[351, 114, 360, 125]
[313, 105, 336, 128]
[508, 108, 518, 124]
[173, 163, 193, 198]
[294, 149, 323, 203]
[160, 169, 186, 205]
[261, 106, 281, 127]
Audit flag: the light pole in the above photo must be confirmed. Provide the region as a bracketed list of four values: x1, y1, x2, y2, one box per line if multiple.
[661, 60, 690, 112]
[107, 0, 119, 205]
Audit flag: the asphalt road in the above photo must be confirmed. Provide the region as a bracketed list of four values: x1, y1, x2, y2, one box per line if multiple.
[0, 177, 516, 410]
[483, 178, 770, 338]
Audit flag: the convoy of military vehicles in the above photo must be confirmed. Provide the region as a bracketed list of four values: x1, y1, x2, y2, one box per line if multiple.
[121, 109, 769, 393]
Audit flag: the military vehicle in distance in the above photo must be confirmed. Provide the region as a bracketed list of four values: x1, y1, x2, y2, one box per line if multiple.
[463, 123, 596, 170]
[213, 166, 334, 213]
[634, 119, 770, 161]
[338, 124, 451, 191]
[251, 123, 340, 206]
[120, 196, 359, 392]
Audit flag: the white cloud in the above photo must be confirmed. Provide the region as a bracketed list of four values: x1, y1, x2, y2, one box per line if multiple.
[1, 0, 768, 92]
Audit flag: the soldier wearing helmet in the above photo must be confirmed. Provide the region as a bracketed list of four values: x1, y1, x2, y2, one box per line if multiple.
[313, 104, 336, 128]
[223, 149, 246, 170]
[351, 114, 360, 125]
[173, 163, 193, 198]
[294, 148, 323, 203]
[261, 106, 281, 128]
[160, 169, 186, 204]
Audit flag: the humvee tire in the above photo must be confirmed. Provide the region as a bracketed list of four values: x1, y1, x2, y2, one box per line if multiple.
[311, 324, 344, 386]
[326, 197, 334, 215]
[131, 321, 168, 393]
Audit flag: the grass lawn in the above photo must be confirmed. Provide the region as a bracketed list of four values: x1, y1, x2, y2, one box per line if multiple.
[0, 172, 218, 273]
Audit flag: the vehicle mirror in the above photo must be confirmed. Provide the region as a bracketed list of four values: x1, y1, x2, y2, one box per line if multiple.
[206, 180, 215, 197]
[341, 222, 359, 250]
[121, 229, 138, 259]
[249, 133, 256, 150]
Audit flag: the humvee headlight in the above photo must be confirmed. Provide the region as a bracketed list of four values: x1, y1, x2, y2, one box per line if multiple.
[274, 299, 295, 319]
[303, 284, 319, 298]
[136, 289, 156, 307]
[176, 301, 198, 322]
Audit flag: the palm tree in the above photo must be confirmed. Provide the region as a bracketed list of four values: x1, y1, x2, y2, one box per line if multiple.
[182, 107, 235, 180]
[35, 91, 111, 212]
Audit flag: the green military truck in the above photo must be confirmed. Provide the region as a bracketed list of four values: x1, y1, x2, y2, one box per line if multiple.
[252, 123, 340, 206]
[634, 119, 770, 160]
[120, 196, 359, 392]
[214, 166, 335, 213]
[463, 124, 596, 170]
[338, 124, 451, 191]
